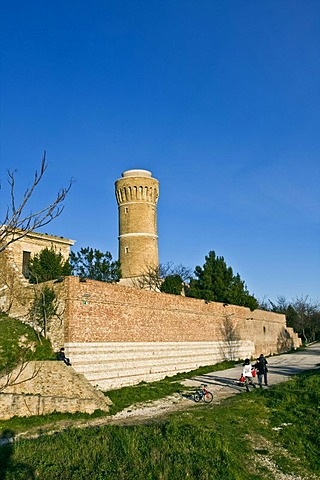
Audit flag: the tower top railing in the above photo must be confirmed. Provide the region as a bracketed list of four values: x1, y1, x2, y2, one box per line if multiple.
[121, 169, 152, 178]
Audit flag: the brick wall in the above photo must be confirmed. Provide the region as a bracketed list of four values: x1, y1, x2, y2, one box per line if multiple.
[1, 269, 301, 393]
[63, 276, 293, 349]
[59, 277, 301, 390]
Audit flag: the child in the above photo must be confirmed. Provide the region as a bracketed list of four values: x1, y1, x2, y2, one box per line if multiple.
[242, 358, 256, 392]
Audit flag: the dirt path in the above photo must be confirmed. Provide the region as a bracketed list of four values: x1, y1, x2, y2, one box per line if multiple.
[3, 343, 320, 444]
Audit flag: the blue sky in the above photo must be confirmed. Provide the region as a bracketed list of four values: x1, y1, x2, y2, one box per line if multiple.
[1, 1, 319, 303]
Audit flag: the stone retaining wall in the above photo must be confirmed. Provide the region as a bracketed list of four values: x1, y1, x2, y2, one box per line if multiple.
[0, 361, 112, 420]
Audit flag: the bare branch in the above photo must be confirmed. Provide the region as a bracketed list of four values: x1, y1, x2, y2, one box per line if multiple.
[131, 264, 163, 291]
[0, 357, 41, 393]
[132, 262, 192, 292]
[0, 152, 74, 253]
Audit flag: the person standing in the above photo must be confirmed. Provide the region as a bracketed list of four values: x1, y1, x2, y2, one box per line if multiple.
[255, 353, 268, 387]
[242, 358, 256, 392]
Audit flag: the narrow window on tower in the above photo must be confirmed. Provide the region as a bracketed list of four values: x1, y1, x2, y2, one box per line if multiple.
[124, 246, 129, 254]
[124, 207, 128, 214]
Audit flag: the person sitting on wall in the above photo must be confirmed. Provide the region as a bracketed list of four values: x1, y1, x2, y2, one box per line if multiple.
[56, 347, 72, 366]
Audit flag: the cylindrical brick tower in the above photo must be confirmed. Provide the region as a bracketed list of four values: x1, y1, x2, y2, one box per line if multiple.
[115, 169, 159, 283]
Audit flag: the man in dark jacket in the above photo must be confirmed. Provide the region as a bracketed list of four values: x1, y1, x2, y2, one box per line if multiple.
[255, 354, 268, 387]
[56, 347, 71, 366]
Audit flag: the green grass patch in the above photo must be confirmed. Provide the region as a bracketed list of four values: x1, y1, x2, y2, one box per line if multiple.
[1, 370, 320, 479]
[105, 360, 236, 415]
[105, 379, 187, 416]
[0, 409, 107, 437]
[0, 314, 55, 372]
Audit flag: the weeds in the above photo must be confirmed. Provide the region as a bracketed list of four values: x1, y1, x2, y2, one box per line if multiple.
[0, 315, 54, 372]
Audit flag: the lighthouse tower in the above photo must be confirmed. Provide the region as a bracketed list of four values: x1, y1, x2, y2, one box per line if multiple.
[115, 169, 159, 285]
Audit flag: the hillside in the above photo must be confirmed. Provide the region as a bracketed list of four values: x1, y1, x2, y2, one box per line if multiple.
[0, 314, 55, 372]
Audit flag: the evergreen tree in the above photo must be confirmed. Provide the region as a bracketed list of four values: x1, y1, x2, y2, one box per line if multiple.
[187, 250, 258, 310]
[70, 247, 121, 282]
[28, 247, 71, 283]
[160, 274, 183, 295]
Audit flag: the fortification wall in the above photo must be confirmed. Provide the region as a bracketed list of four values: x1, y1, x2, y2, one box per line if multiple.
[0, 272, 300, 392]
[62, 277, 300, 390]
[63, 276, 288, 346]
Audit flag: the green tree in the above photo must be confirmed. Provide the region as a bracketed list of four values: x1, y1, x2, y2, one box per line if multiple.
[70, 247, 121, 282]
[160, 274, 183, 295]
[28, 247, 71, 283]
[29, 285, 58, 338]
[187, 250, 258, 310]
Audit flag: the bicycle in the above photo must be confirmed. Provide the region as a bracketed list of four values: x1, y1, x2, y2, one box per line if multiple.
[193, 384, 213, 403]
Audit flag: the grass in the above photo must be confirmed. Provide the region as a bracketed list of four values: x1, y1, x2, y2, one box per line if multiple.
[1, 370, 319, 479]
[105, 360, 235, 415]
[0, 314, 55, 371]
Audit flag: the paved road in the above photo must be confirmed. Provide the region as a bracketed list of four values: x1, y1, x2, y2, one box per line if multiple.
[182, 342, 320, 400]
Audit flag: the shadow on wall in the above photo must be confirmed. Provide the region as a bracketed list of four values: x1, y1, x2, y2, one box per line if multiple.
[277, 329, 294, 353]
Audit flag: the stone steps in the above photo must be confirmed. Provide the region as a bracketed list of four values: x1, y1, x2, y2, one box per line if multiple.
[66, 340, 254, 391]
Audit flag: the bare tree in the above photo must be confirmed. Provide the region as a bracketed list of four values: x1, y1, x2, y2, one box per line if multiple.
[219, 313, 240, 360]
[132, 264, 163, 291]
[0, 336, 42, 393]
[0, 151, 73, 253]
[288, 295, 320, 344]
[132, 262, 193, 292]
[269, 295, 289, 314]
[258, 295, 288, 312]
[0, 359, 41, 393]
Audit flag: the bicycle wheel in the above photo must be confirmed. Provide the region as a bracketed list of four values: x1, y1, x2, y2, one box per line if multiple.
[204, 391, 213, 403]
[194, 393, 201, 402]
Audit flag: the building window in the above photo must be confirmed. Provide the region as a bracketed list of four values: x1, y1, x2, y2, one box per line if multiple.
[124, 207, 128, 214]
[263, 326, 266, 334]
[22, 251, 31, 278]
[124, 246, 129, 254]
